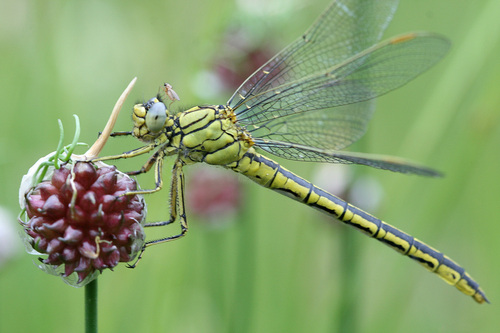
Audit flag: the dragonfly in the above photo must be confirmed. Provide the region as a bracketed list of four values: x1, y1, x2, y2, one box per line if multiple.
[94, 0, 488, 304]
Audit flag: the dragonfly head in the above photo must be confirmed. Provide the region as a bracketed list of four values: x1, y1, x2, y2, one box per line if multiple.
[132, 97, 170, 142]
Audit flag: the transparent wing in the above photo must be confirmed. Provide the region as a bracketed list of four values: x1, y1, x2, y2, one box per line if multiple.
[240, 33, 450, 152]
[228, 0, 400, 121]
[254, 139, 442, 177]
[248, 100, 375, 151]
[226, 0, 449, 155]
[231, 33, 449, 127]
[226, 0, 450, 175]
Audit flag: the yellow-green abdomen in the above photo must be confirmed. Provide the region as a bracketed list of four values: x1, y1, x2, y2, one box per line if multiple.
[231, 149, 488, 304]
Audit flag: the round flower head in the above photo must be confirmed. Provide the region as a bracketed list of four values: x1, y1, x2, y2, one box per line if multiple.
[19, 157, 146, 287]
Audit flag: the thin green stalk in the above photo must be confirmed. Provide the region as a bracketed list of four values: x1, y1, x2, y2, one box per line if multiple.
[335, 227, 361, 333]
[200, 227, 228, 328]
[85, 279, 98, 333]
[332, 137, 369, 333]
[228, 184, 255, 333]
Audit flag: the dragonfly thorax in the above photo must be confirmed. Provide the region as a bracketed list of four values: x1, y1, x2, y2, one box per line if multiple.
[171, 105, 254, 166]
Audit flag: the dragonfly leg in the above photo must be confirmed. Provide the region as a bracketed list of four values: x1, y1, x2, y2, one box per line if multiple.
[123, 150, 166, 196]
[126, 149, 162, 176]
[144, 158, 185, 228]
[109, 131, 133, 137]
[92, 143, 157, 162]
[128, 158, 188, 268]
[97, 130, 133, 138]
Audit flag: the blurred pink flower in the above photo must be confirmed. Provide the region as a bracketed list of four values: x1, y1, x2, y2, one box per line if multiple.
[187, 166, 242, 225]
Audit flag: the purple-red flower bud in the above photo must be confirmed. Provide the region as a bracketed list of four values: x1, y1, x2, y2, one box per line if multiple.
[20, 161, 146, 286]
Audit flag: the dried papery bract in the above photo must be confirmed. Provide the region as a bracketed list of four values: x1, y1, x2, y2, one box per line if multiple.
[83, 77, 137, 160]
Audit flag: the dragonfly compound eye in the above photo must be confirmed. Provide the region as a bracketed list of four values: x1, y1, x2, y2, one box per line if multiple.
[145, 101, 167, 133]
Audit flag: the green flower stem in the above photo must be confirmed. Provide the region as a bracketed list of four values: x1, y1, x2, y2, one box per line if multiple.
[85, 279, 98, 333]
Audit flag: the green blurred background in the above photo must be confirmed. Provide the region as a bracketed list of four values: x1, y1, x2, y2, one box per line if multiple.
[1, 0, 499, 332]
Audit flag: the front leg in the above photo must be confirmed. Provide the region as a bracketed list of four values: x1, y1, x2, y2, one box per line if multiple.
[123, 149, 165, 196]
[126, 149, 162, 176]
[92, 143, 157, 162]
[97, 131, 133, 138]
